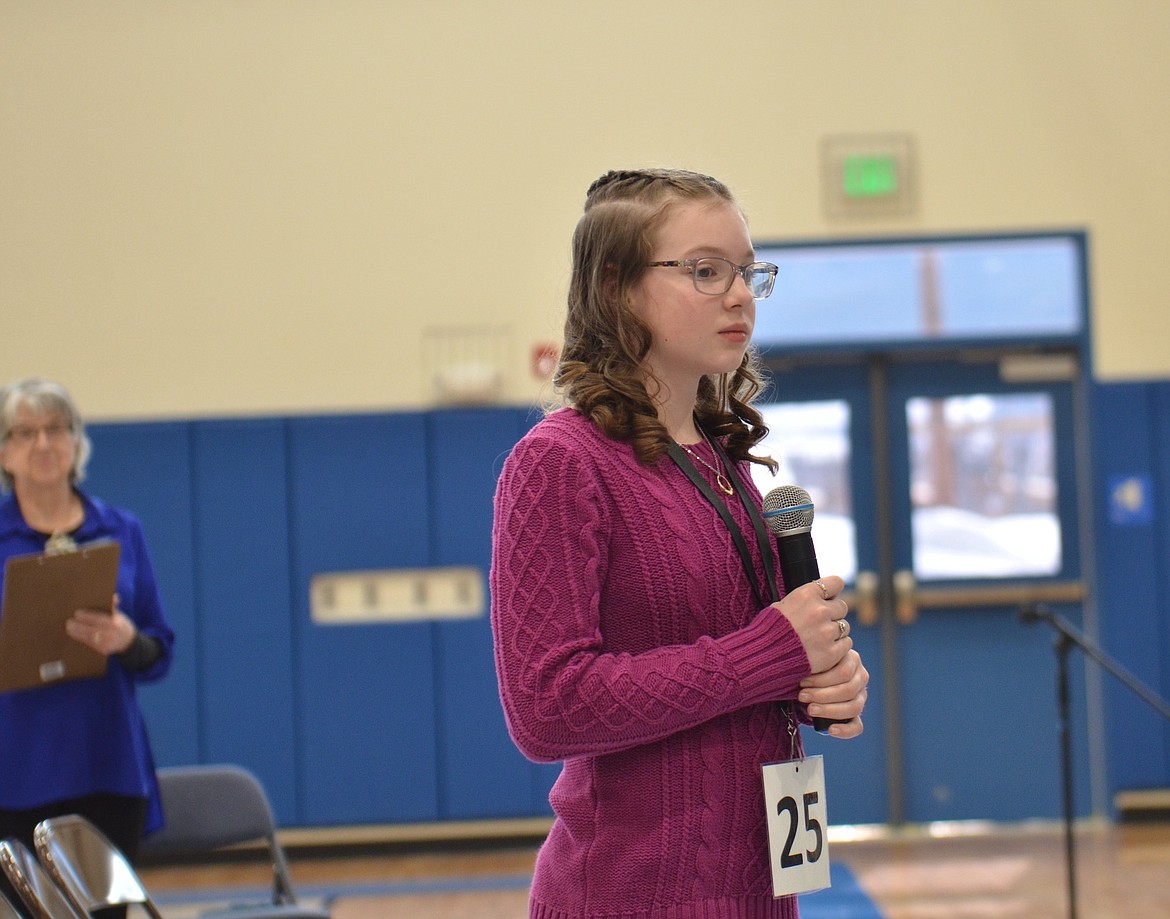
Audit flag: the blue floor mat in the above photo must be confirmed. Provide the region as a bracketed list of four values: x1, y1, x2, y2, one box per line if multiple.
[798, 862, 884, 919]
[154, 862, 883, 917]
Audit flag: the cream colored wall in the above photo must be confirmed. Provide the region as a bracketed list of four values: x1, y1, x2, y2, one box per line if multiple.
[2, 0, 1168, 420]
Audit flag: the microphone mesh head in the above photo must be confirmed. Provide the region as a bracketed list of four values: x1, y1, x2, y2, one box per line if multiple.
[763, 485, 815, 534]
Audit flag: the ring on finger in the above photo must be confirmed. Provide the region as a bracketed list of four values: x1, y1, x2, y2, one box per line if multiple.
[815, 579, 829, 600]
[837, 619, 848, 639]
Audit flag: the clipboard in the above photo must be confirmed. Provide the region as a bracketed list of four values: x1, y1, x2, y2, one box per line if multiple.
[0, 541, 121, 693]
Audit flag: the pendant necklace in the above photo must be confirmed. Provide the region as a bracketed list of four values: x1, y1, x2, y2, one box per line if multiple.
[680, 428, 734, 496]
[45, 530, 78, 555]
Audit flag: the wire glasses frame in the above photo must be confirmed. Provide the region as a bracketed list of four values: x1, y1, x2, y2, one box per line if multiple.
[647, 257, 779, 300]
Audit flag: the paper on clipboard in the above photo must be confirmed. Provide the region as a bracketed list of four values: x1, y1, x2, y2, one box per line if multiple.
[0, 541, 120, 693]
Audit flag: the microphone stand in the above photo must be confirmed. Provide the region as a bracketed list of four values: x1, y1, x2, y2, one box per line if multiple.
[1019, 602, 1170, 919]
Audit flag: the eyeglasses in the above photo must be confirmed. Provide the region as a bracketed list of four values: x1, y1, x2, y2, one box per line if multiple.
[4, 422, 73, 446]
[647, 257, 779, 300]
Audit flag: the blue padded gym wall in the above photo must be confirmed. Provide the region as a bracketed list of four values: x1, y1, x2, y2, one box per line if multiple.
[83, 384, 1170, 828]
[84, 422, 200, 768]
[87, 408, 554, 828]
[1090, 381, 1170, 799]
[426, 407, 557, 820]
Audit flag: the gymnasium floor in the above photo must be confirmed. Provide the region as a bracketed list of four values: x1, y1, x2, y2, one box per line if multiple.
[137, 819, 1170, 919]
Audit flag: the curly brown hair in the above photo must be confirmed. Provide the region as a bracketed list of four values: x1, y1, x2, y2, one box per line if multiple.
[554, 168, 776, 470]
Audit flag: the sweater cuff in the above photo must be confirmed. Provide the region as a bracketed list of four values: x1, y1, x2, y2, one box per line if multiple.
[720, 605, 811, 707]
[116, 632, 164, 672]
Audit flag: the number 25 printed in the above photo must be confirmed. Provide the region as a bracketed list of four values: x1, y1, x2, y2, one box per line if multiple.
[775, 791, 824, 869]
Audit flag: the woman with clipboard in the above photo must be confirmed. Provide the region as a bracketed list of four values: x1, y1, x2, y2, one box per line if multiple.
[0, 378, 175, 872]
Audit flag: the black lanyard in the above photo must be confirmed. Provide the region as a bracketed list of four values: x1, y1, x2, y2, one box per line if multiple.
[667, 436, 780, 610]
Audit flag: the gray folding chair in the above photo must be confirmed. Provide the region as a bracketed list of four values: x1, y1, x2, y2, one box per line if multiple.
[0, 885, 24, 919]
[32, 816, 163, 919]
[0, 837, 86, 919]
[140, 765, 329, 919]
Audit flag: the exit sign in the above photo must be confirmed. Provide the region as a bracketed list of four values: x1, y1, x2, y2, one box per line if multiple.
[822, 134, 915, 217]
[842, 154, 899, 199]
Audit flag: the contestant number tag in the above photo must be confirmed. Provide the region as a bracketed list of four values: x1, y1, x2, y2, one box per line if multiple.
[761, 755, 830, 897]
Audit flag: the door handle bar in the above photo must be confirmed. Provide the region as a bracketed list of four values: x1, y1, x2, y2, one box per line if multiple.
[910, 580, 1085, 611]
[843, 576, 1085, 627]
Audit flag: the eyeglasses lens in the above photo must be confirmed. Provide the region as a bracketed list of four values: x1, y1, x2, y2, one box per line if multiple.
[8, 423, 70, 445]
[690, 259, 728, 294]
[690, 258, 776, 299]
[749, 266, 777, 299]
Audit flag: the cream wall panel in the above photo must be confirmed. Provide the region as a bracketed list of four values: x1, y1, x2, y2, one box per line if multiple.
[2, 1, 1169, 420]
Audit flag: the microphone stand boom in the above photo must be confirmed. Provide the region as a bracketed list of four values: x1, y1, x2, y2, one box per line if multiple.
[1019, 602, 1170, 919]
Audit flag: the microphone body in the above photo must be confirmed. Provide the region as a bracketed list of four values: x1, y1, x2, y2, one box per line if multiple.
[776, 529, 821, 589]
[763, 485, 849, 735]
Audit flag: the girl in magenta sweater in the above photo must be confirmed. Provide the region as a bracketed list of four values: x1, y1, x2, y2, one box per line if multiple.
[490, 168, 869, 919]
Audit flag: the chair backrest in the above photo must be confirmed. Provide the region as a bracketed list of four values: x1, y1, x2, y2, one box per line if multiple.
[0, 838, 85, 919]
[0, 885, 24, 919]
[32, 816, 164, 919]
[142, 764, 296, 905]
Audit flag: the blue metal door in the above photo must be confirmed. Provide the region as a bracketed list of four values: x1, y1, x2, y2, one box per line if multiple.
[753, 352, 1092, 826]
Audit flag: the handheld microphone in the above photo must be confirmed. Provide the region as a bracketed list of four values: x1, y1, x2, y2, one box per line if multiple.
[763, 485, 849, 735]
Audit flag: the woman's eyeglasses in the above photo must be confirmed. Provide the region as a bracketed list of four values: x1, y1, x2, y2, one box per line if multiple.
[4, 423, 72, 446]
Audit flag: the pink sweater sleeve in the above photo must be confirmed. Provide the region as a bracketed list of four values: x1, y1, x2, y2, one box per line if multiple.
[490, 429, 811, 764]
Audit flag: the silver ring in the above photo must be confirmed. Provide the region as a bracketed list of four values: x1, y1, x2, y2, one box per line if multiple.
[815, 579, 829, 600]
[837, 619, 848, 639]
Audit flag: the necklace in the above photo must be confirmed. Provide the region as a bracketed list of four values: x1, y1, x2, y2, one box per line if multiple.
[680, 429, 734, 496]
[45, 530, 79, 555]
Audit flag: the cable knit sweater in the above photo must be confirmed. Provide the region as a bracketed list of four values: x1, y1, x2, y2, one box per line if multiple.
[491, 409, 811, 919]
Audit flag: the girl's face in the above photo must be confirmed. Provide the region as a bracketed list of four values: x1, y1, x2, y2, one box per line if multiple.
[627, 199, 756, 398]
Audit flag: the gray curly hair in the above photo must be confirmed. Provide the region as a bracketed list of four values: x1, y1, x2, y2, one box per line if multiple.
[0, 378, 92, 492]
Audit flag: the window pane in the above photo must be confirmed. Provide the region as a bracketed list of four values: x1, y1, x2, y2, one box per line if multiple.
[752, 236, 1082, 348]
[907, 392, 1060, 580]
[751, 401, 856, 582]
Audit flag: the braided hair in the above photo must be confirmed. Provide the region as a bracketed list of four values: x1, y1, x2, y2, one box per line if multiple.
[555, 168, 776, 470]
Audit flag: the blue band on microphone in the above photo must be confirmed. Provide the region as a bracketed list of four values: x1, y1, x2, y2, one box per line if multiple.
[762, 503, 813, 518]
